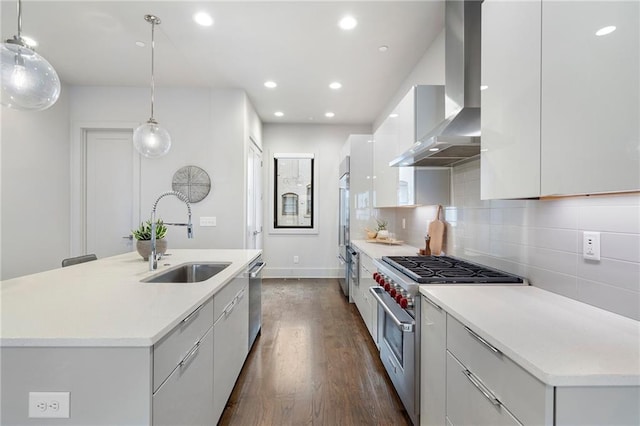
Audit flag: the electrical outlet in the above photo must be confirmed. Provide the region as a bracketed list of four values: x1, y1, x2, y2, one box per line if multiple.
[293, 256, 299, 264]
[29, 392, 70, 418]
[583, 231, 601, 261]
[200, 216, 217, 227]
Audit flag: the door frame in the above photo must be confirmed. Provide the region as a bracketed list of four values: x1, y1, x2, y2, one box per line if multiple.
[71, 122, 141, 256]
[246, 137, 263, 249]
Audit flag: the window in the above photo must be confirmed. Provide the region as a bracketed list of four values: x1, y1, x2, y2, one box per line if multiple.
[273, 154, 314, 229]
[282, 193, 298, 216]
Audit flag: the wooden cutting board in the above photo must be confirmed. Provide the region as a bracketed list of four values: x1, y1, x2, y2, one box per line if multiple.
[428, 205, 445, 255]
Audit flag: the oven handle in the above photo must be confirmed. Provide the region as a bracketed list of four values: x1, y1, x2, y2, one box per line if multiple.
[369, 286, 414, 333]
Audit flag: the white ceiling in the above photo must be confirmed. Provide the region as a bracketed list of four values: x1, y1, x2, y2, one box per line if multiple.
[1, 1, 444, 125]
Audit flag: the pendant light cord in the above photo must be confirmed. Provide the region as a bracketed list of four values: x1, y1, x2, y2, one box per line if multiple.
[150, 17, 155, 121]
[16, 0, 22, 38]
[144, 14, 161, 122]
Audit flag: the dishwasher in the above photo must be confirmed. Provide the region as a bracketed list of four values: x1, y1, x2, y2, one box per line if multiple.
[247, 256, 265, 349]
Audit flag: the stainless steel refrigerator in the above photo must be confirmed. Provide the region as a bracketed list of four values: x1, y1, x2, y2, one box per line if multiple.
[338, 157, 350, 297]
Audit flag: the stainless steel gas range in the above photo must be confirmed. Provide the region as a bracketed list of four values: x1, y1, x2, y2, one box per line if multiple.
[369, 255, 527, 425]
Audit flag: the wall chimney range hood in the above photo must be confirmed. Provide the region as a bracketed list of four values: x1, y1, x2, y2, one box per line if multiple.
[391, 0, 481, 168]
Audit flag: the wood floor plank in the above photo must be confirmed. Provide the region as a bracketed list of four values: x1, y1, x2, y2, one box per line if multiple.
[218, 278, 412, 426]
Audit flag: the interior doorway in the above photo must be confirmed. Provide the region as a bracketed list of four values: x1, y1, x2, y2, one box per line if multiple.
[83, 129, 140, 258]
[246, 139, 263, 249]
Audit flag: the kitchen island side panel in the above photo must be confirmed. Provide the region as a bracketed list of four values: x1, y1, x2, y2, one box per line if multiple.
[1, 346, 152, 425]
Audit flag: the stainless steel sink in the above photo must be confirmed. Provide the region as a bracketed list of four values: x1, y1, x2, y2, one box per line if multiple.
[141, 262, 231, 283]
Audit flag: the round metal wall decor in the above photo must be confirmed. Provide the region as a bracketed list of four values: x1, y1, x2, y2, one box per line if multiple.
[172, 165, 211, 203]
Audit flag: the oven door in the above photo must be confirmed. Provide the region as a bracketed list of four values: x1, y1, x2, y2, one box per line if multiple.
[369, 286, 418, 425]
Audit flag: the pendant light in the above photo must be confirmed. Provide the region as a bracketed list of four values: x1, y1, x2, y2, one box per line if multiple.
[133, 15, 171, 159]
[1, 0, 61, 111]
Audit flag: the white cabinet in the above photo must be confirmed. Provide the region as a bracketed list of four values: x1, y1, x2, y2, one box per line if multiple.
[540, 1, 639, 195]
[446, 315, 552, 425]
[358, 251, 378, 344]
[481, 0, 639, 199]
[420, 295, 446, 426]
[446, 352, 522, 426]
[349, 134, 374, 239]
[213, 275, 249, 421]
[153, 326, 215, 426]
[152, 298, 215, 426]
[480, 0, 541, 199]
[373, 86, 450, 208]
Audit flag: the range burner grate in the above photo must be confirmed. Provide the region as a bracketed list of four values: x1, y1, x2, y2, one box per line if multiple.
[382, 255, 524, 284]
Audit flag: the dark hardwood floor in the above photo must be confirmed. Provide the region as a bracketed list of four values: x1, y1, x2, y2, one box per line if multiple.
[218, 278, 412, 426]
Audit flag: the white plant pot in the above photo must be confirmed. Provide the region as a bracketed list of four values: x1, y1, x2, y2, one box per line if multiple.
[377, 230, 389, 240]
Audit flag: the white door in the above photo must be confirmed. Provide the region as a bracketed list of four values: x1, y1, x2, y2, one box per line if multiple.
[85, 129, 139, 258]
[246, 141, 263, 249]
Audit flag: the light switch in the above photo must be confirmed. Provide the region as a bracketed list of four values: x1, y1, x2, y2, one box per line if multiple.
[200, 217, 217, 227]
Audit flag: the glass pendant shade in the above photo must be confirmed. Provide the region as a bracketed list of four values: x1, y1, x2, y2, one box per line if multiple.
[134, 14, 170, 159]
[1, 39, 60, 111]
[133, 119, 171, 159]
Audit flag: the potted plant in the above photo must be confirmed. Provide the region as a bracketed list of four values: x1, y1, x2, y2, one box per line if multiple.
[376, 218, 389, 240]
[133, 219, 168, 260]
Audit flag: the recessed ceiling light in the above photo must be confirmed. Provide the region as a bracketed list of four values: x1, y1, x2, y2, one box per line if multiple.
[274, 111, 284, 117]
[595, 25, 616, 36]
[325, 112, 335, 118]
[135, 41, 146, 48]
[429, 148, 440, 152]
[480, 85, 488, 91]
[21, 36, 37, 47]
[329, 82, 342, 90]
[378, 45, 389, 52]
[339, 15, 358, 30]
[389, 113, 398, 118]
[193, 12, 213, 27]
[264, 81, 277, 89]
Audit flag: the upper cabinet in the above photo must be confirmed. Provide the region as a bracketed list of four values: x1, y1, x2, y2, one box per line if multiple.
[373, 86, 450, 208]
[349, 134, 375, 237]
[481, 0, 639, 199]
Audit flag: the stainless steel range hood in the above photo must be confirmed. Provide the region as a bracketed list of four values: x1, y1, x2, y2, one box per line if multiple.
[391, 0, 481, 167]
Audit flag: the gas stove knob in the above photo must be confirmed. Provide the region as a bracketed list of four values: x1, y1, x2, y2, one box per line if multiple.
[390, 288, 397, 297]
[400, 298, 409, 309]
[383, 281, 391, 292]
[373, 272, 379, 281]
[395, 293, 404, 303]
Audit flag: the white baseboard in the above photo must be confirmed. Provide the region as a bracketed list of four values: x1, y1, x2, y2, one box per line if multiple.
[263, 267, 342, 279]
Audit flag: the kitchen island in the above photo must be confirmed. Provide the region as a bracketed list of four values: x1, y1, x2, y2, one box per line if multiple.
[1, 249, 261, 425]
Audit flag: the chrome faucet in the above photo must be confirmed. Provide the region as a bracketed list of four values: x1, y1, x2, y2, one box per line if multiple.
[149, 190, 193, 271]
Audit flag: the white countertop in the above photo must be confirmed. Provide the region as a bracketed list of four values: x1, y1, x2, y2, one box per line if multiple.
[0, 249, 261, 348]
[420, 285, 640, 387]
[350, 239, 420, 260]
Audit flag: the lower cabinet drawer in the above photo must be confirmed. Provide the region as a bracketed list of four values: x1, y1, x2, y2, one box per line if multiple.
[153, 297, 214, 391]
[446, 351, 522, 426]
[446, 315, 552, 425]
[153, 326, 214, 426]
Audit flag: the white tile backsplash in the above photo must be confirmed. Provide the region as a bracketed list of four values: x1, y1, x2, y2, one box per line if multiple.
[387, 159, 640, 320]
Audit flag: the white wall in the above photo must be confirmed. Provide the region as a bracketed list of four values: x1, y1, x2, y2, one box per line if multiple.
[70, 86, 248, 252]
[373, 30, 445, 132]
[1, 85, 71, 280]
[393, 164, 640, 321]
[262, 123, 369, 277]
[1, 86, 254, 280]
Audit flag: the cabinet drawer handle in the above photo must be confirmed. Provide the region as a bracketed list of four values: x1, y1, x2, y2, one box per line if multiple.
[464, 326, 500, 354]
[463, 369, 500, 406]
[180, 341, 201, 367]
[182, 303, 205, 324]
[422, 295, 442, 311]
